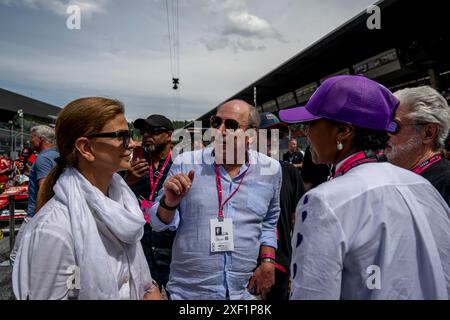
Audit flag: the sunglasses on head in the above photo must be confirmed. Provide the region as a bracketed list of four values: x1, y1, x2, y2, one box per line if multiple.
[210, 115, 242, 131]
[87, 130, 133, 148]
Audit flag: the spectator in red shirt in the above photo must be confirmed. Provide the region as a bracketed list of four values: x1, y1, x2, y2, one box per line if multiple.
[0, 154, 12, 190]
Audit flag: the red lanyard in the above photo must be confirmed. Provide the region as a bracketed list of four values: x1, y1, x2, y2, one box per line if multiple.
[412, 154, 442, 175]
[333, 151, 385, 179]
[148, 150, 172, 202]
[214, 163, 250, 220]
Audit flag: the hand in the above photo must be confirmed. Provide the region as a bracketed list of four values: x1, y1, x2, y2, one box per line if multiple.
[124, 159, 149, 186]
[143, 287, 163, 300]
[247, 262, 275, 299]
[163, 171, 195, 207]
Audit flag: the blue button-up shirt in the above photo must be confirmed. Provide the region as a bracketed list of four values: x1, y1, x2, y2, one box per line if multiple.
[150, 146, 282, 300]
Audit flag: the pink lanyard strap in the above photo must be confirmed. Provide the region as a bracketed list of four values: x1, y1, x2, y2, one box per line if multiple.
[214, 163, 250, 220]
[412, 154, 442, 175]
[333, 151, 385, 179]
[148, 150, 172, 202]
[275, 263, 288, 274]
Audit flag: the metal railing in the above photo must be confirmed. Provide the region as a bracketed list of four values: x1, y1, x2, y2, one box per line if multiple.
[0, 128, 31, 157]
[1, 188, 26, 253]
[8, 195, 15, 252]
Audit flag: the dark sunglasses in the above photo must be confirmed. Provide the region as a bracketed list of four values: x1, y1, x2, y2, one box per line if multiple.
[139, 126, 167, 135]
[87, 130, 133, 148]
[210, 115, 241, 131]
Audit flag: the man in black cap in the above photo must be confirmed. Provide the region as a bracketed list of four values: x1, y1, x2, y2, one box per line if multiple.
[124, 114, 175, 292]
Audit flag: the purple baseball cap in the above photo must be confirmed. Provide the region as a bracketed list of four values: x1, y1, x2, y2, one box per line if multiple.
[279, 75, 400, 133]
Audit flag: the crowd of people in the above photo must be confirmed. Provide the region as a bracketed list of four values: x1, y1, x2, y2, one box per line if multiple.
[0, 147, 37, 192]
[6, 74, 450, 300]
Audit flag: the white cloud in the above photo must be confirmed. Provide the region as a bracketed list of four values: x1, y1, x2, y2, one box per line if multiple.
[235, 39, 265, 52]
[225, 12, 283, 40]
[199, 36, 231, 51]
[0, 0, 109, 18]
[0, 0, 380, 120]
[204, 0, 246, 13]
[199, 1, 284, 52]
[199, 36, 266, 53]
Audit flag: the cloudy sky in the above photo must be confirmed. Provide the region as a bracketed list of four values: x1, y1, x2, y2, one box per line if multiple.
[0, 0, 375, 121]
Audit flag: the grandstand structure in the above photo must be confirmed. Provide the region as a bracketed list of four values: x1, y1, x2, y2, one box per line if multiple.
[0, 88, 60, 156]
[186, 0, 450, 134]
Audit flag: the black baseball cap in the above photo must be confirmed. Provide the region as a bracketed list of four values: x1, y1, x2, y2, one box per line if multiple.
[133, 114, 174, 131]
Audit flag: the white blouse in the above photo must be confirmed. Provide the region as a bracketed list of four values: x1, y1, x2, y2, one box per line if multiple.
[291, 161, 450, 300]
[13, 198, 149, 300]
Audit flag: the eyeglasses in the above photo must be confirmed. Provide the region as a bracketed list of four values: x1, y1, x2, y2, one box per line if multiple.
[139, 127, 167, 135]
[210, 115, 244, 131]
[392, 121, 428, 134]
[87, 130, 133, 148]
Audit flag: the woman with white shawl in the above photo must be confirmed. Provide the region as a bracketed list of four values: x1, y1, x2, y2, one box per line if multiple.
[12, 97, 162, 300]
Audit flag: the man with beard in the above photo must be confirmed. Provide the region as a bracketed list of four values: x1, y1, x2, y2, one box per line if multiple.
[124, 115, 175, 292]
[280, 75, 450, 299]
[385, 86, 450, 206]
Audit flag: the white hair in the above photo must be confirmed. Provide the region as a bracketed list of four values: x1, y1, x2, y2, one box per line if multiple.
[31, 125, 55, 145]
[394, 86, 450, 150]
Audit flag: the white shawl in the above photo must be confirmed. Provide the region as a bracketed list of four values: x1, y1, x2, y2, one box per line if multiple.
[53, 168, 152, 299]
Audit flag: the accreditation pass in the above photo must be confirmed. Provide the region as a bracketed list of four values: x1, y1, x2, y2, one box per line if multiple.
[210, 218, 234, 252]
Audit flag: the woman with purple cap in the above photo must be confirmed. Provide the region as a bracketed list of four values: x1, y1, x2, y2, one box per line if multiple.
[280, 75, 450, 300]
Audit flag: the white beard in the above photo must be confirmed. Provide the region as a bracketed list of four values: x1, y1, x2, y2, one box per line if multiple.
[386, 135, 421, 166]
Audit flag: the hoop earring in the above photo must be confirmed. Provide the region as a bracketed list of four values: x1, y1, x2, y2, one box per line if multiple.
[337, 141, 343, 151]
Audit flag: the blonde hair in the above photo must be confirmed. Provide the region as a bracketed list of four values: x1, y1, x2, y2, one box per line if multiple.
[37, 97, 124, 211]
